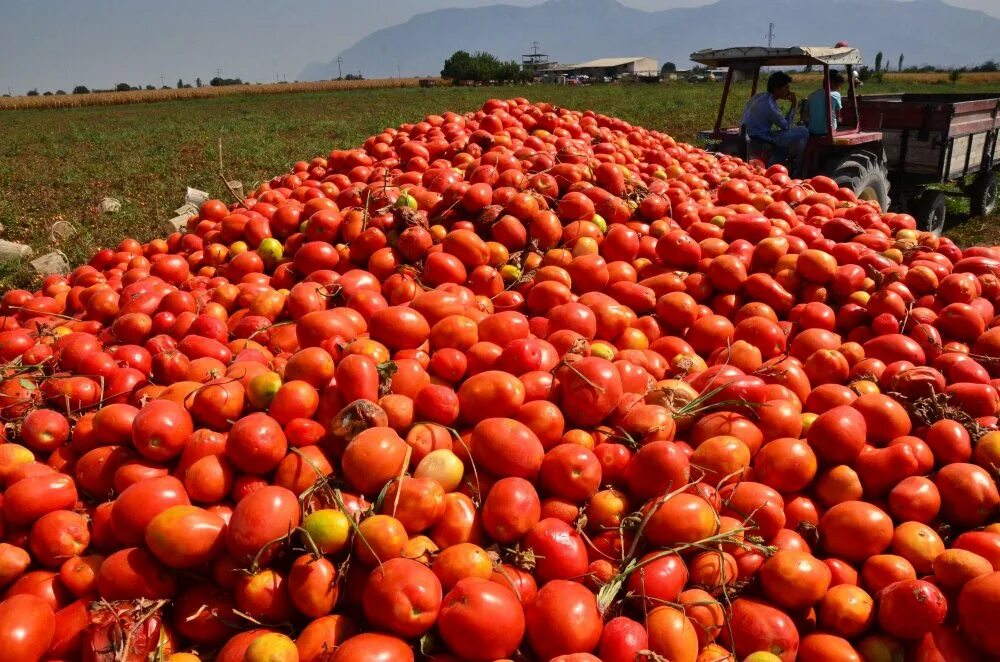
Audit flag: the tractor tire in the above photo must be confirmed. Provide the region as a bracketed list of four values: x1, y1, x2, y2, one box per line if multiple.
[911, 191, 948, 235]
[828, 150, 891, 213]
[970, 170, 998, 218]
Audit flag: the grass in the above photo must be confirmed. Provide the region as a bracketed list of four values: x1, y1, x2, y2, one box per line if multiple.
[1, 79, 998, 288]
[0, 78, 430, 111]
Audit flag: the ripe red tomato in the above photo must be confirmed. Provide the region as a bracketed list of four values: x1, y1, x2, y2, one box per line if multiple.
[362, 558, 442, 637]
[524, 580, 602, 659]
[0, 594, 55, 660]
[437, 577, 525, 661]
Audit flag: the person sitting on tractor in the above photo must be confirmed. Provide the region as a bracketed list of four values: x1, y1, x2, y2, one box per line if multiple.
[741, 71, 809, 174]
[806, 70, 846, 135]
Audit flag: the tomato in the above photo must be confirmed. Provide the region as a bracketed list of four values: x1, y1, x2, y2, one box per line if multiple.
[0, 594, 55, 661]
[525, 580, 602, 659]
[624, 440, 691, 501]
[878, 579, 947, 639]
[523, 518, 588, 583]
[820, 501, 894, 562]
[647, 606, 699, 662]
[719, 482, 786, 541]
[3, 472, 78, 527]
[932, 549, 993, 591]
[934, 462, 1000, 527]
[98, 547, 177, 599]
[341, 426, 410, 495]
[644, 493, 719, 546]
[759, 550, 832, 609]
[111, 475, 190, 546]
[437, 577, 525, 661]
[626, 552, 688, 609]
[598, 616, 648, 662]
[225, 486, 301, 564]
[227, 412, 288, 474]
[482, 477, 541, 543]
[329, 633, 414, 662]
[288, 554, 339, 617]
[470, 417, 544, 480]
[362, 558, 442, 637]
[723, 598, 800, 662]
[145, 505, 226, 568]
[296, 615, 356, 662]
[556, 357, 623, 427]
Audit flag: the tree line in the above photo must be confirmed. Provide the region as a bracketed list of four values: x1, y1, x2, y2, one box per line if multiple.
[14, 75, 251, 97]
[441, 51, 531, 84]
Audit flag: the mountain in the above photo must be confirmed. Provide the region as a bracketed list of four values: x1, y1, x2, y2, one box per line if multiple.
[299, 0, 1000, 80]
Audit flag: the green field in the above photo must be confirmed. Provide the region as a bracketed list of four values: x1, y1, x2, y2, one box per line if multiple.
[1, 80, 998, 287]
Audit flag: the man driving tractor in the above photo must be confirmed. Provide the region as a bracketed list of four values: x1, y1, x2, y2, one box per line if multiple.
[740, 71, 809, 174]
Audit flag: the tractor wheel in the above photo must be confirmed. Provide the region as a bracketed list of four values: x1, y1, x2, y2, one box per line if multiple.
[970, 170, 998, 218]
[911, 191, 948, 235]
[828, 150, 891, 213]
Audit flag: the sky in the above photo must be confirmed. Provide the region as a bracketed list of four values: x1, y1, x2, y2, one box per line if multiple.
[1, 0, 997, 94]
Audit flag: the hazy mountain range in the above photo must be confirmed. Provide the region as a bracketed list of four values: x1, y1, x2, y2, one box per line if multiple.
[299, 0, 1000, 80]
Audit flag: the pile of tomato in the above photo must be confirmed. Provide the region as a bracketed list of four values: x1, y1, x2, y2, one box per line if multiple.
[2, 97, 1000, 662]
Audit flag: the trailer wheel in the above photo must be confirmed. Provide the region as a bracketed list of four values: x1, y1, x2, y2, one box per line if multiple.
[828, 150, 891, 213]
[970, 171, 998, 218]
[911, 191, 948, 235]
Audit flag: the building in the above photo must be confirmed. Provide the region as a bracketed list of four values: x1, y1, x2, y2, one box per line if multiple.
[538, 57, 659, 81]
[522, 42, 553, 76]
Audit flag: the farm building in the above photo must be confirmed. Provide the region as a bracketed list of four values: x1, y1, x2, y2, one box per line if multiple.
[538, 57, 659, 81]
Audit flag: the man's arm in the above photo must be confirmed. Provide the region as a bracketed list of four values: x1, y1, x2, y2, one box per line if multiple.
[768, 95, 791, 131]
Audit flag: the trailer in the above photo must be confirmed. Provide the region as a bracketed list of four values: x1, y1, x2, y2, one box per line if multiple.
[852, 93, 1000, 230]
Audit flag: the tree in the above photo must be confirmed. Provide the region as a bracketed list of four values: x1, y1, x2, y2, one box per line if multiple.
[26, 89, 39, 96]
[898, 54, 904, 72]
[145, 84, 156, 90]
[56, 90, 66, 95]
[73, 85, 89, 94]
[177, 78, 184, 89]
[442, 50, 474, 80]
[874, 51, 883, 73]
[949, 69, 962, 84]
[115, 83, 131, 92]
[441, 50, 527, 83]
[196, 77, 202, 87]
[979, 60, 998, 73]
[209, 76, 243, 87]
[662, 62, 677, 73]
[43, 91, 52, 96]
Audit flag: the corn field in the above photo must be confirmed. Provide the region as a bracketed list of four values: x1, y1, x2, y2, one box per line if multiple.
[0, 78, 438, 110]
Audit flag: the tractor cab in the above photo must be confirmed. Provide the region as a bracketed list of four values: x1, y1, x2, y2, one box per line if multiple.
[690, 46, 886, 194]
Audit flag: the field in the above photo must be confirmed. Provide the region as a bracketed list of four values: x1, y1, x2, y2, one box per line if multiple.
[0, 77, 428, 111]
[1, 78, 998, 287]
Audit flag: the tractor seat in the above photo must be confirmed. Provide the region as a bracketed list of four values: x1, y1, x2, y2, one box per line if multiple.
[740, 125, 773, 163]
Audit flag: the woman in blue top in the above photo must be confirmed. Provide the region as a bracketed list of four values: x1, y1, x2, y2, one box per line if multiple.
[807, 70, 846, 135]
[741, 72, 809, 175]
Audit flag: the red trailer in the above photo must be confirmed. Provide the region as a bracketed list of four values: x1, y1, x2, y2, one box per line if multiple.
[853, 93, 1000, 231]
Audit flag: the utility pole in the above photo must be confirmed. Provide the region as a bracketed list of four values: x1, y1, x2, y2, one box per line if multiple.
[216, 68, 222, 79]
[337, 56, 343, 79]
[397, 64, 401, 79]
[160, 73, 165, 87]
[767, 22, 775, 48]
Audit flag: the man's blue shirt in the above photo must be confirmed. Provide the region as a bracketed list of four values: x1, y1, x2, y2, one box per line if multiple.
[742, 92, 795, 140]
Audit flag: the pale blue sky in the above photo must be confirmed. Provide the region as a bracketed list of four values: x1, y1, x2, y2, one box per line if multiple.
[1, 0, 996, 94]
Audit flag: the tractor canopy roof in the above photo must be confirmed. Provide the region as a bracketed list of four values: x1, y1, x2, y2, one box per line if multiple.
[690, 46, 863, 68]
